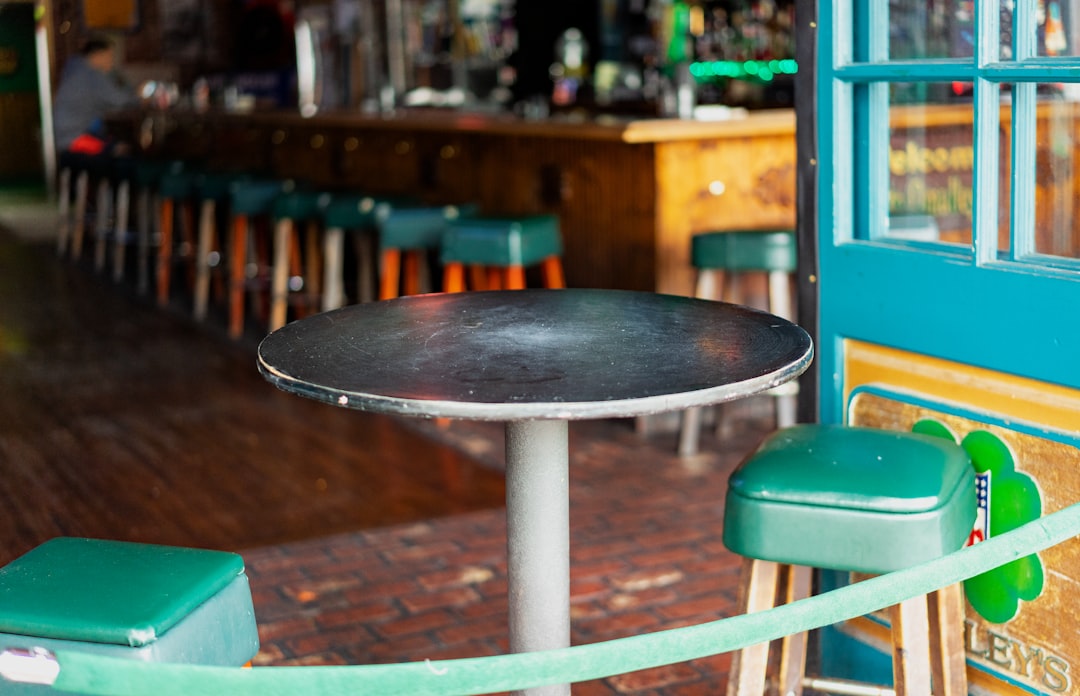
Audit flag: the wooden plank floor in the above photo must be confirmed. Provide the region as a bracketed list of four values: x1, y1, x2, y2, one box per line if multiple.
[0, 227, 506, 566]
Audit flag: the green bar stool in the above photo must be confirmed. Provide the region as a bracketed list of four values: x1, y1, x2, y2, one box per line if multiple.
[723, 425, 975, 696]
[0, 538, 259, 694]
[679, 229, 798, 456]
[226, 179, 290, 338]
[377, 204, 473, 300]
[440, 214, 566, 293]
[269, 190, 327, 331]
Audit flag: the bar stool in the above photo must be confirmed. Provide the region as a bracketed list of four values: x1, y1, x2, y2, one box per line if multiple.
[723, 425, 974, 696]
[227, 179, 290, 338]
[377, 204, 473, 300]
[269, 189, 325, 331]
[319, 194, 411, 309]
[0, 537, 259, 695]
[440, 214, 566, 292]
[678, 230, 797, 457]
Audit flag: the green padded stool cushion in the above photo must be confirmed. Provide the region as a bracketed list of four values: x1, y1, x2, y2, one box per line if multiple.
[229, 180, 289, 216]
[724, 425, 975, 574]
[0, 538, 258, 692]
[441, 215, 562, 267]
[272, 190, 325, 221]
[133, 160, 181, 187]
[692, 230, 796, 272]
[322, 195, 417, 230]
[377, 204, 475, 251]
[157, 169, 198, 199]
[196, 172, 247, 202]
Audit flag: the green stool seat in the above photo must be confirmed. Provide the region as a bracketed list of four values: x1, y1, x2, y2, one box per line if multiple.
[197, 172, 246, 202]
[272, 190, 325, 221]
[230, 180, 289, 216]
[691, 229, 797, 272]
[724, 424, 975, 574]
[378, 204, 472, 251]
[157, 168, 198, 200]
[0, 538, 258, 693]
[441, 214, 562, 267]
[322, 194, 415, 230]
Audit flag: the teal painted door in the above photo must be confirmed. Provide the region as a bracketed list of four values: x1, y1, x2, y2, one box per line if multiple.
[812, 0, 1080, 691]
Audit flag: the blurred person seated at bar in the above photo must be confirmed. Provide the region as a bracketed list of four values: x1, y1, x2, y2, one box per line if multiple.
[54, 36, 138, 156]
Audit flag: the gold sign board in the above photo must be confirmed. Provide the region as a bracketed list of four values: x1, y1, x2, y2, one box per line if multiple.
[83, 0, 137, 30]
[844, 340, 1080, 694]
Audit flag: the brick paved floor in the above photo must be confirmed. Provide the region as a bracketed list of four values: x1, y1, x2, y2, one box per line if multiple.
[242, 407, 774, 695]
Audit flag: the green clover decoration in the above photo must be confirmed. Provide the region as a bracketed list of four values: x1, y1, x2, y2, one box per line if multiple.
[913, 419, 1043, 624]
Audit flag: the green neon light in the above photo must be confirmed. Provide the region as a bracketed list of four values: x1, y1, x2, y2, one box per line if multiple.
[689, 59, 798, 84]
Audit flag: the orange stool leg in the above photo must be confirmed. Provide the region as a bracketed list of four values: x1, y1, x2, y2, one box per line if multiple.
[443, 262, 466, 293]
[157, 197, 174, 307]
[504, 265, 526, 290]
[228, 215, 249, 339]
[379, 248, 402, 300]
[541, 256, 565, 288]
[402, 250, 422, 296]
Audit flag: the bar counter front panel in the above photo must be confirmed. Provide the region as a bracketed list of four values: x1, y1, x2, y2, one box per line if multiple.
[132, 108, 798, 297]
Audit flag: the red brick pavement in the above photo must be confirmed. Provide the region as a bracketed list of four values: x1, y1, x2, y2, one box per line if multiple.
[242, 411, 773, 694]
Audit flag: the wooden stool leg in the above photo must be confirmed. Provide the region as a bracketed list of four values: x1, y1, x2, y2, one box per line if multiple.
[779, 565, 812, 696]
[93, 178, 110, 273]
[180, 202, 197, 290]
[929, 583, 968, 696]
[540, 256, 565, 288]
[443, 262, 466, 293]
[379, 247, 401, 300]
[767, 269, 798, 428]
[469, 264, 489, 291]
[228, 215, 249, 339]
[135, 189, 151, 295]
[504, 265, 526, 290]
[678, 269, 721, 457]
[890, 595, 933, 695]
[270, 218, 292, 331]
[355, 230, 376, 304]
[157, 197, 174, 307]
[303, 220, 322, 314]
[112, 179, 131, 283]
[71, 171, 89, 259]
[193, 200, 216, 322]
[57, 168, 71, 256]
[323, 226, 345, 311]
[727, 558, 781, 696]
[402, 250, 422, 296]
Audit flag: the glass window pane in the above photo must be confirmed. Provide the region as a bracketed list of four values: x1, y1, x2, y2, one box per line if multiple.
[1033, 98, 1080, 257]
[885, 83, 977, 247]
[888, 1, 1014, 59]
[1038, 0, 1075, 56]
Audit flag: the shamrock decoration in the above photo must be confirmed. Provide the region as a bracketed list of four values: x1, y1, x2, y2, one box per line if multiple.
[913, 419, 1044, 624]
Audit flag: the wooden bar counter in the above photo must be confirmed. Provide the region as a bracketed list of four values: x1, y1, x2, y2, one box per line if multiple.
[132, 107, 796, 297]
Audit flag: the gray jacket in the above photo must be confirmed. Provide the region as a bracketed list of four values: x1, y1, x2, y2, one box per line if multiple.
[53, 56, 138, 151]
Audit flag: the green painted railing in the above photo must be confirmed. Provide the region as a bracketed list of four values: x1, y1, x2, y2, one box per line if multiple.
[36, 501, 1080, 696]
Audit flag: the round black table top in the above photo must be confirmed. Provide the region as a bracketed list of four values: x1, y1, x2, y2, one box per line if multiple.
[257, 289, 814, 421]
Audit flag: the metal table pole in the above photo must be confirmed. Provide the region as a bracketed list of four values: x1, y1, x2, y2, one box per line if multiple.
[505, 419, 571, 696]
